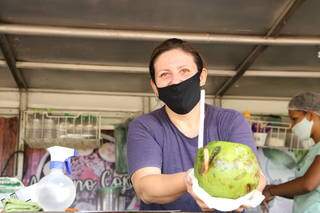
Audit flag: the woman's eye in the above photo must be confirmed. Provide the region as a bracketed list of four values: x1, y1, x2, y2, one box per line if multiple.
[180, 69, 190, 74]
[160, 73, 168, 78]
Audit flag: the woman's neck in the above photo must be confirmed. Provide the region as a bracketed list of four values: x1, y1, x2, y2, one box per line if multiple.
[165, 103, 201, 138]
[166, 103, 200, 122]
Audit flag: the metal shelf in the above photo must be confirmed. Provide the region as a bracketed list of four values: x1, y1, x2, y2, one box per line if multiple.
[248, 119, 308, 150]
[24, 111, 101, 149]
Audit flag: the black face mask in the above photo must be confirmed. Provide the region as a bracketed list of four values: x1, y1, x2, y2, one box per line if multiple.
[157, 72, 201, 115]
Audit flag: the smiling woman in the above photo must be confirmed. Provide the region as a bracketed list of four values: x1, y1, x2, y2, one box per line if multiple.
[149, 39, 207, 119]
[127, 38, 265, 212]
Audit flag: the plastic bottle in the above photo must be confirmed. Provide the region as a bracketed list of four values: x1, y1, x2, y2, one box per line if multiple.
[57, 118, 68, 138]
[75, 116, 83, 137]
[30, 117, 41, 139]
[243, 111, 251, 120]
[44, 118, 56, 139]
[2, 146, 77, 211]
[84, 116, 94, 139]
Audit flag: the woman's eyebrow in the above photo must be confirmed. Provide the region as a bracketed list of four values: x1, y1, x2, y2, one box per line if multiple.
[177, 65, 188, 70]
[158, 68, 171, 73]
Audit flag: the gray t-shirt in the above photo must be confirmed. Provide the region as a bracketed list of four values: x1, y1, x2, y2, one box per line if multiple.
[127, 104, 257, 212]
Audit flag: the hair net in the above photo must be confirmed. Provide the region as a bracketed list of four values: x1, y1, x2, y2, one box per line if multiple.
[288, 92, 320, 115]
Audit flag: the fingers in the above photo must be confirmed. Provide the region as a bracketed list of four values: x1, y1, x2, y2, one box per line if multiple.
[185, 172, 193, 185]
[262, 185, 275, 204]
[258, 171, 267, 192]
[184, 172, 214, 212]
[235, 204, 249, 213]
[261, 201, 270, 213]
[189, 192, 212, 212]
[235, 207, 244, 212]
[195, 199, 211, 211]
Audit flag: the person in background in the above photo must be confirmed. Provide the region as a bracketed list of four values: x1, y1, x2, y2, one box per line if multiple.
[127, 38, 265, 212]
[263, 92, 320, 213]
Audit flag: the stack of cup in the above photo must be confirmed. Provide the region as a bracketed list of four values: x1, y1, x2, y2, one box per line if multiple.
[96, 186, 121, 211]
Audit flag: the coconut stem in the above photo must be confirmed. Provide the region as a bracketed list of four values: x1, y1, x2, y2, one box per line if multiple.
[209, 146, 221, 166]
[203, 148, 209, 174]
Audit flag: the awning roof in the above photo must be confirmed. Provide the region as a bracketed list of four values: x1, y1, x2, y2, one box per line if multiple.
[0, 0, 319, 97]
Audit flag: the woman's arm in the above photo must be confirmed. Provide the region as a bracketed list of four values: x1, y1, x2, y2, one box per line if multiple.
[267, 156, 320, 198]
[131, 167, 187, 204]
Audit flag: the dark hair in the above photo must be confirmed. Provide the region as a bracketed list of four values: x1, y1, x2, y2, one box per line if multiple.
[149, 38, 206, 83]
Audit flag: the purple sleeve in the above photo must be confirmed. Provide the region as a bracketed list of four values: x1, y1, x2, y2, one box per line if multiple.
[127, 118, 162, 176]
[228, 112, 258, 156]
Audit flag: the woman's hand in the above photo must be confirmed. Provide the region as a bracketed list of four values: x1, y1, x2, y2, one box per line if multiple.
[185, 170, 215, 212]
[185, 170, 266, 212]
[258, 171, 267, 192]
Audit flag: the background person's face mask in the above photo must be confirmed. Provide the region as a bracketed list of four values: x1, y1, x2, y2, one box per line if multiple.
[301, 138, 315, 149]
[157, 72, 201, 115]
[292, 117, 314, 141]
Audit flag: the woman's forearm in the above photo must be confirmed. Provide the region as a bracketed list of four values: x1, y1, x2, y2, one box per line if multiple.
[134, 172, 187, 204]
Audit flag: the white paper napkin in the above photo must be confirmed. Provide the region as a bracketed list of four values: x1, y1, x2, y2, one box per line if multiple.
[189, 169, 265, 212]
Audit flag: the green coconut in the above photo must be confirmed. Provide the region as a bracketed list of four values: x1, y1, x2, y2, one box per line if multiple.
[194, 141, 260, 199]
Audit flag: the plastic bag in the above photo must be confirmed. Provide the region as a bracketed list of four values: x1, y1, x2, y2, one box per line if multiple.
[189, 169, 265, 212]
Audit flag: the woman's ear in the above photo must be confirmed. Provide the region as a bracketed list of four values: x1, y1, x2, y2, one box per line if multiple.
[307, 111, 320, 123]
[310, 111, 320, 122]
[150, 79, 159, 97]
[200, 68, 208, 87]
[306, 111, 313, 121]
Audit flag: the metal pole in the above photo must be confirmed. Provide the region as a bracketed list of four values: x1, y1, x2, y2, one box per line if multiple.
[0, 34, 28, 89]
[17, 61, 320, 78]
[0, 24, 319, 45]
[17, 61, 148, 74]
[0, 60, 6, 66]
[16, 91, 27, 179]
[2, 60, 320, 78]
[215, 0, 307, 97]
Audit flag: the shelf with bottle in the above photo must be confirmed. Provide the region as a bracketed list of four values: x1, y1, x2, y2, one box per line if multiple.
[247, 119, 309, 151]
[24, 111, 101, 149]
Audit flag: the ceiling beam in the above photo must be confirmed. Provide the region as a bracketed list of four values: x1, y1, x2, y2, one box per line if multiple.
[1, 60, 319, 78]
[215, 0, 307, 97]
[16, 61, 148, 74]
[0, 23, 319, 45]
[0, 35, 28, 89]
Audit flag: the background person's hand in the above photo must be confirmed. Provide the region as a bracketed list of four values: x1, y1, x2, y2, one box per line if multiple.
[262, 185, 275, 204]
[260, 202, 270, 213]
[261, 185, 275, 213]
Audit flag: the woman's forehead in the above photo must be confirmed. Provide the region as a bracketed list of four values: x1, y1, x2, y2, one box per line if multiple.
[154, 49, 196, 70]
[289, 110, 305, 116]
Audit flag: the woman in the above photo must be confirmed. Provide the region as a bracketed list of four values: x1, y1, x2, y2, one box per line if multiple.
[263, 92, 320, 213]
[127, 38, 265, 212]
